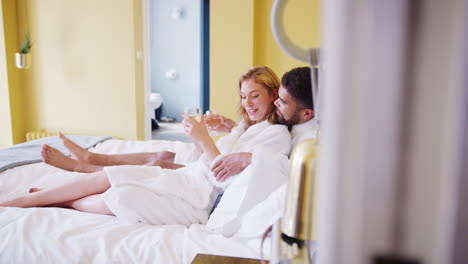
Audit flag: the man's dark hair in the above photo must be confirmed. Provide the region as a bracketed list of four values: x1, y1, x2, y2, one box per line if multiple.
[281, 67, 314, 110]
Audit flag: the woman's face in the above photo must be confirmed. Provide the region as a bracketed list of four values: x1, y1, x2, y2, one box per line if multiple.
[240, 79, 275, 122]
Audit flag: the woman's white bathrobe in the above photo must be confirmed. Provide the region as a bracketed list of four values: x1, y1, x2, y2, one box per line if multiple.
[101, 120, 291, 226]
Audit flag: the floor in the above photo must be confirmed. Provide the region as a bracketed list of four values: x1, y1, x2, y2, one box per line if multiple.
[151, 121, 189, 142]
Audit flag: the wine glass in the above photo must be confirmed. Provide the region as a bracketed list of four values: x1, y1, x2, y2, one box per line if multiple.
[184, 106, 201, 121]
[204, 110, 221, 136]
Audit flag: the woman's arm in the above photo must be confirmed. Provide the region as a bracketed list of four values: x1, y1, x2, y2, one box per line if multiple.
[191, 141, 204, 160]
[182, 114, 221, 162]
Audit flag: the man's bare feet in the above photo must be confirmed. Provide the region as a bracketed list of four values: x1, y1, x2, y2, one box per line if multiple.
[58, 132, 91, 162]
[41, 144, 102, 173]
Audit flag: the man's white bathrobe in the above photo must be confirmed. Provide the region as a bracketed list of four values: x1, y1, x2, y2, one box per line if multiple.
[101, 120, 291, 226]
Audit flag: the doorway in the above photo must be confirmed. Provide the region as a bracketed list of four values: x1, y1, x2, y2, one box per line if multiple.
[145, 0, 209, 141]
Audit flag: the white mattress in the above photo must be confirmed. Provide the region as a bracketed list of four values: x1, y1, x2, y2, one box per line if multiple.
[0, 139, 275, 263]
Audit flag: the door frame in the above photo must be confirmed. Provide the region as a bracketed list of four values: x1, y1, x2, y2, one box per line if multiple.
[142, 0, 151, 140]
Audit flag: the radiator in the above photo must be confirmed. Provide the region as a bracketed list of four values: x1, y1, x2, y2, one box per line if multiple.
[26, 130, 57, 141]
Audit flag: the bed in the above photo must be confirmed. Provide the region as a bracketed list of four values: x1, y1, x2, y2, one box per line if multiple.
[0, 137, 289, 263]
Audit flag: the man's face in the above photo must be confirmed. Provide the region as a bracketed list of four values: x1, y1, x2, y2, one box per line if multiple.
[274, 86, 302, 126]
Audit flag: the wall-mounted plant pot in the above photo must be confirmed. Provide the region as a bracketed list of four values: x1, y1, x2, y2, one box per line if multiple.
[15, 53, 31, 69]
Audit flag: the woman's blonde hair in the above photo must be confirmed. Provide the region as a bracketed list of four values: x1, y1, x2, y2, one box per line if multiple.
[238, 66, 280, 126]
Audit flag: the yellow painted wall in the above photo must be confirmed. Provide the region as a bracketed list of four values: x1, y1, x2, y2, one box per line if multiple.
[12, 0, 143, 141]
[254, 0, 320, 76]
[0, 0, 26, 147]
[210, 0, 254, 121]
[133, 0, 145, 140]
[210, 0, 320, 121]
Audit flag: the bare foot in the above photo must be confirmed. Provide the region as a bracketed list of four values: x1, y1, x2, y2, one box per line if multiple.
[41, 144, 102, 173]
[58, 132, 91, 162]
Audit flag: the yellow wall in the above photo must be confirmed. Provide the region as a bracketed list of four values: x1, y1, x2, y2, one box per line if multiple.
[133, 0, 145, 140]
[254, 0, 320, 76]
[210, 0, 254, 120]
[2, 0, 144, 145]
[0, 0, 26, 147]
[210, 0, 320, 121]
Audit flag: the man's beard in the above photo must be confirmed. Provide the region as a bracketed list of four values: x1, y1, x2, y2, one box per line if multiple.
[276, 110, 301, 126]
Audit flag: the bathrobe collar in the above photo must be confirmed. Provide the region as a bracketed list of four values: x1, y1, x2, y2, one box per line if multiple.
[291, 118, 318, 147]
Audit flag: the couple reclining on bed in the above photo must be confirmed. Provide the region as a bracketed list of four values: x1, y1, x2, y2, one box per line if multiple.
[0, 66, 317, 226]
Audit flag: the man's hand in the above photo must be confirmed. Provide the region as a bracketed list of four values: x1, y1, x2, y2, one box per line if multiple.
[211, 152, 252, 182]
[213, 116, 236, 133]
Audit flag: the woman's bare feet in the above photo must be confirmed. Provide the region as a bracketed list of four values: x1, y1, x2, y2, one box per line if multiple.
[58, 132, 91, 163]
[41, 144, 103, 173]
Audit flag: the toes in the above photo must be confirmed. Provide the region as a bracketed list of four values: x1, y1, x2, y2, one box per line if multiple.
[58, 132, 70, 143]
[41, 145, 56, 162]
[41, 145, 52, 158]
[41, 153, 50, 162]
[42, 144, 53, 152]
[41, 146, 49, 156]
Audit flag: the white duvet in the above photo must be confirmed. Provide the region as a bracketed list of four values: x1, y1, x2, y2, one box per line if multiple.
[0, 138, 291, 263]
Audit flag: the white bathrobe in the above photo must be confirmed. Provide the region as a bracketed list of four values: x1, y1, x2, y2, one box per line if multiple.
[101, 120, 291, 226]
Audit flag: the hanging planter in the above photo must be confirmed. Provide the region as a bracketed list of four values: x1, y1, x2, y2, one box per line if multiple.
[15, 52, 31, 69]
[15, 34, 32, 69]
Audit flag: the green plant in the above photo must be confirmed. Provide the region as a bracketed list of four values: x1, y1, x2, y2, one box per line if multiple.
[19, 34, 32, 54]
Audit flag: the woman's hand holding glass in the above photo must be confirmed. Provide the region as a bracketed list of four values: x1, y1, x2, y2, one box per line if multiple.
[182, 113, 210, 143]
[184, 106, 201, 120]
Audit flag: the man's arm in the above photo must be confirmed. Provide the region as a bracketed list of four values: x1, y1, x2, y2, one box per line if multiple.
[212, 116, 237, 133]
[210, 152, 252, 182]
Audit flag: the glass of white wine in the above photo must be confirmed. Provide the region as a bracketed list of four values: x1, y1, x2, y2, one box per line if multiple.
[204, 110, 222, 136]
[184, 106, 201, 121]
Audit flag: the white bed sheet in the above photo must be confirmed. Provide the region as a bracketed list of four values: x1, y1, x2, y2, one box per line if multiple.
[0, 139, 272, 264]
